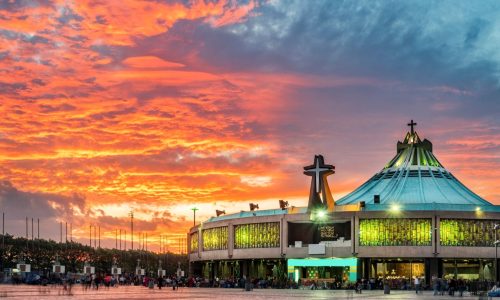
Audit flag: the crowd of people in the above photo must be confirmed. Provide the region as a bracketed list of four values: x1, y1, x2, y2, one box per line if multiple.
[184, 276, 292, 289]
[6, 270, 500, 297]
[179, 273, 499, 297]
[431, 275, 496, 297]
[76, 273, 184, 290]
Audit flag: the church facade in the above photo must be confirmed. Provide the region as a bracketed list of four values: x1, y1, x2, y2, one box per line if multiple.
[188, 121, 500, 286]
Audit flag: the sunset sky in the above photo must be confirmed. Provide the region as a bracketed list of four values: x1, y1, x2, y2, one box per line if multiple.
[0, 0, 499, 252]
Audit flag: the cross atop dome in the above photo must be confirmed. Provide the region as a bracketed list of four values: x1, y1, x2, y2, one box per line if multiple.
[407, 119, 417, 135]
[403, 120, 421, 145]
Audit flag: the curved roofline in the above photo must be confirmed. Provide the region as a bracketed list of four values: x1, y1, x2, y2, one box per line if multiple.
[336, 126, 491, 207]
[201, 202, 500, 224]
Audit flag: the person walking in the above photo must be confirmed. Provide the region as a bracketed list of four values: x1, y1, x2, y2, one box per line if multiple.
[157, 276, 163, 290]
[457, 278, 465, 297]
[414, 276, 421, 294]
[172, 277, 178, 290]
[432, 275, 439, 296]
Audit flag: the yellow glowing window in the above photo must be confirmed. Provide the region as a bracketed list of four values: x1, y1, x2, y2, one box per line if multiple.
[359, 218, 431, 246]
[202, 226, 228, 251]
[234, 222, 280, 249]
[440, 219, 495, 247]
[190, 232, 199, 253]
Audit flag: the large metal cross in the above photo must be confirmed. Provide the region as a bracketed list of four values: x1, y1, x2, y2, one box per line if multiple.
[304, 155, 334, 193]
[407, 119, 417, 134]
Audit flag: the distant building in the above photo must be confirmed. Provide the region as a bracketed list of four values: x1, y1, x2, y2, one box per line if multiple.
[188, 121, 500, 286]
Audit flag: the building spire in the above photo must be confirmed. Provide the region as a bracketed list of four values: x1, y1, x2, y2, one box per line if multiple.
[407, 119, 417, 135]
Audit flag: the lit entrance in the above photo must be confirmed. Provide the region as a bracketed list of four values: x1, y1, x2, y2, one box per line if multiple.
[287, 258, 357, 286]
[442, 259, 494, 280]
[370, 259, 424, 279]
[367, 258, 425, 289]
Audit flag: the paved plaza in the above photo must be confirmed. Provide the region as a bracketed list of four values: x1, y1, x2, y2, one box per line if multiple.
[0, 285, 491, 300]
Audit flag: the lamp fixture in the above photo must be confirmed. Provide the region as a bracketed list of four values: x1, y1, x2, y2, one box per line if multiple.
[249, 203, 259, 211]
[279, 200, 289, 210]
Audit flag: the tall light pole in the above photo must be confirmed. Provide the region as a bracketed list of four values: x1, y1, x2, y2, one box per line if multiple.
[2, 212, 5, 250]
[191, 207, 199, 227]
[129, 211, 134, 250]
[495, 223, 500, 283]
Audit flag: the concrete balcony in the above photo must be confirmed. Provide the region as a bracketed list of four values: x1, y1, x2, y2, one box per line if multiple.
[357, 246, 434, 258]
[286, 244, 352, 258]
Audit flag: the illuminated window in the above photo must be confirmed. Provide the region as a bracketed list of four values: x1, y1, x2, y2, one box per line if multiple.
[440, 219, 496, 247]
[234, 222, 280, 249]
[202, 227, 228, 251]
[190, 232, 199, 253]
[319, 225, 336, 240]
[359, 218, 431, 246]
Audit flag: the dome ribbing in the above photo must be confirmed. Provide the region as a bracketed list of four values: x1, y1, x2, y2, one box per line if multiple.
[336, 122, 491, 207]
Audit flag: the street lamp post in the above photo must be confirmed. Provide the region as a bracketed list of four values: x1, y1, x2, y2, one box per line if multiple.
[191, 207, 199, 227]
[129, 211, 134, 251]
[2, 212, 4, 248]
[495, 224, 500, 283]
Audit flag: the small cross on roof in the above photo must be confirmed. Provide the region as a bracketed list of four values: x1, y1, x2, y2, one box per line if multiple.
[407, 120, 417, 135]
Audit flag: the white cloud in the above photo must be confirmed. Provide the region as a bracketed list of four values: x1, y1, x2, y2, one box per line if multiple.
[240, 175, 272, 187]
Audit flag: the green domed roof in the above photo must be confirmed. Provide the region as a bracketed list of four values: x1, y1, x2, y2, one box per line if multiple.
[336, 122, 492, 208]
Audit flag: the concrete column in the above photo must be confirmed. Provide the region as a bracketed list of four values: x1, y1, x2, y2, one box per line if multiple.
[425, 258, 431, 286]
[188, 260, 194, 277]
[242, 260, 248, 277]
[228, 223, 234, 259]
[438, 258, 443, 278]
[435, 215, 441, 255]
[282, 217, 288, 255]
[213, 261, 218, 280]
[429, 258, 438, 278]
[199, 229, 203, 259]
[363, 258, 371, 279]
[187, 232, 192, 277]
[352, 214, 358, 255]
[431, 215, 436, 254]
[198, 229, 202, 258]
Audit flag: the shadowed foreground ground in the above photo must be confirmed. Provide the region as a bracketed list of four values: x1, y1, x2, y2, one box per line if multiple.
[0, 285, 490, 299]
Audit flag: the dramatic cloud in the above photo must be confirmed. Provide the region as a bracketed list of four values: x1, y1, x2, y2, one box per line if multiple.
[0, 180, 85, 240]
[0, 0, 498, 252]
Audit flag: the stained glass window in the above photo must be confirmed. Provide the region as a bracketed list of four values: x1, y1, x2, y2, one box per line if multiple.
[190, 232, 199, 253]
[202, 226, 228, 251]
[440, 219, 496, 247]
[359, 218, 431, 246]
[234, 222, 280, 249]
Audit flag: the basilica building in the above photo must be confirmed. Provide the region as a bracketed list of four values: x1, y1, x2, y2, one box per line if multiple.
[188, 121, 500, 286]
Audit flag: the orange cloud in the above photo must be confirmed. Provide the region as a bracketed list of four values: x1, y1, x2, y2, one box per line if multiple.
[122, 56, 185, 69]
